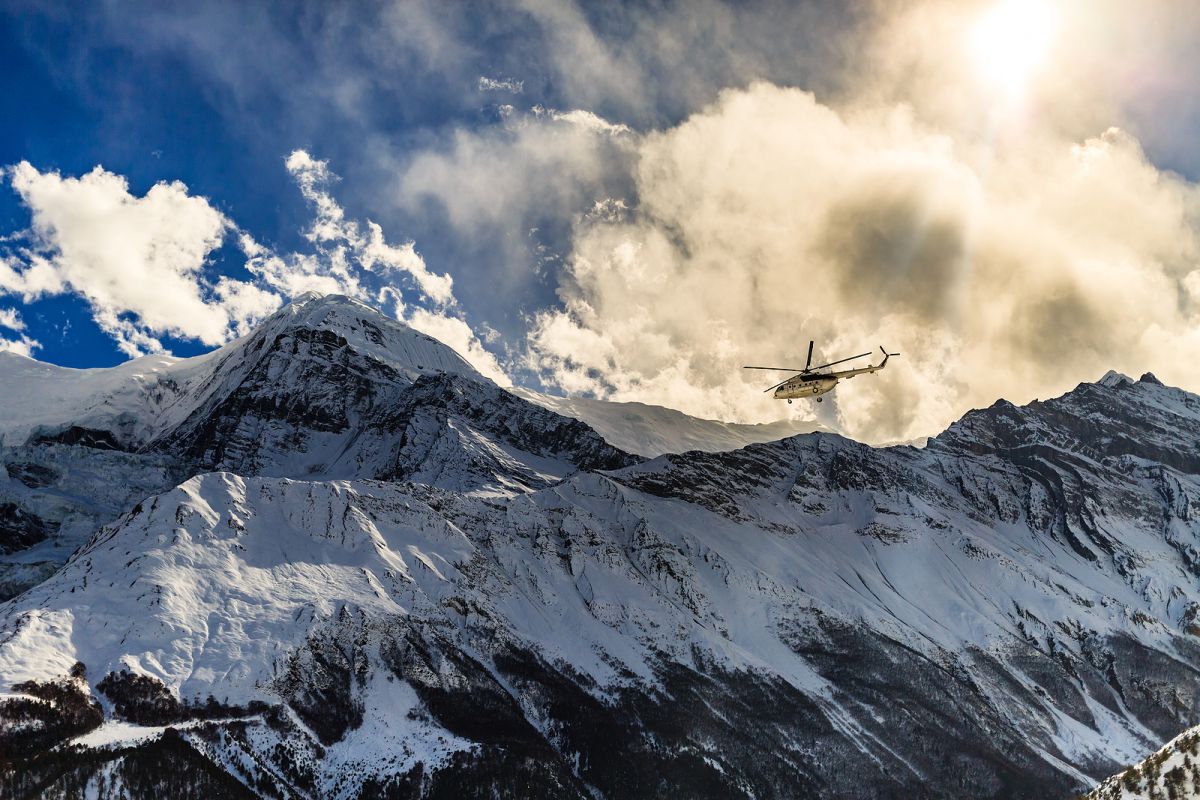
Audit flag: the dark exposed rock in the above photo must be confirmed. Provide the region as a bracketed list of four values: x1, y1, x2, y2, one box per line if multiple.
[275, 624, 368, 746]
[97, 670, 183, 726]
[4, 462, 58, 489]
[932, 379, 1200, 475]
[150, 319, 635, 492]
[373, 373, 637, 489]
[0, 502, 55, 554]
[28, 426, 128, 451]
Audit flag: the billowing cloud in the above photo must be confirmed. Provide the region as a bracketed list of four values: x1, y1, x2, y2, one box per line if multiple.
[399, 108, 633, 241]
[9, 0, 1200, 443]
[0, 163, 280, 356]
[525, 83, 1200, 442]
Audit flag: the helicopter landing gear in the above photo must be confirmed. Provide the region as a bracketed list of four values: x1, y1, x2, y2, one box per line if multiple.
[787, 399, 792, 404]
[816, 397, 822, 403]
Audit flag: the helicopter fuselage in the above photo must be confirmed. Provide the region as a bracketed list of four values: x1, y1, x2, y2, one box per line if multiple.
[774, 374, 837, 400]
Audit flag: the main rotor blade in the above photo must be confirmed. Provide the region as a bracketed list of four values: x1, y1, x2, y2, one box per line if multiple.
[807, 351, 871, 372]
[743, 366, 809, 372]
[805, 340, 814, 372]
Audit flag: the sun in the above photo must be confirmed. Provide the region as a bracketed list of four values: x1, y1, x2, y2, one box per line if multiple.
[969, 0, 1057, 96]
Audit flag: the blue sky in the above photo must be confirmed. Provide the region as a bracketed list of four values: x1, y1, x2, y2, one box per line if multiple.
[4, 0, 1200, 440]
[0, 1, 859, 366]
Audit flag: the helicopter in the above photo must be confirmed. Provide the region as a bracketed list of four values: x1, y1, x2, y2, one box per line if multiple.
[744, 341, 898, 403]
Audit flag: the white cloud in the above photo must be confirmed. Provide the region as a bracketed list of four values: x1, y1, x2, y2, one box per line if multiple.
[0, 334, 39, 358]
[267, 151, 507, 381]
[0, 162, 280, 356]
[537, 107, 632, 136]
[395, 106, 636, 311]
[400, 109, 632, 233]
[0, 154, 507, 387]
[0, 308, 26, 332]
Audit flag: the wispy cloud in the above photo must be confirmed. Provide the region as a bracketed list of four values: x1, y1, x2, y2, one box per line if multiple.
[478, 76, 523, 93]
[240, 150, 455, 308]
[0, 308, 26, 332]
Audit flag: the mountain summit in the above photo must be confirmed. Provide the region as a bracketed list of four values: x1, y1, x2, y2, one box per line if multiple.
[3, 295, 1200, 799]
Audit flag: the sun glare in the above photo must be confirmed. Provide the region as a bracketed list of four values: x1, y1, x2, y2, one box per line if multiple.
[969, 0, 1056, 96]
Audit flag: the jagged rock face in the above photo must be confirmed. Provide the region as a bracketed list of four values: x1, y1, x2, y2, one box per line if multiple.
[153, 330, 635, 489]
[148, 294, 630, 490]
[0, 443, 183, 599]
[151, 324, 416, 472]
[369, 373, 636, 487]
[934, 374, 1200, 475]
[4, 297, 1200, 798]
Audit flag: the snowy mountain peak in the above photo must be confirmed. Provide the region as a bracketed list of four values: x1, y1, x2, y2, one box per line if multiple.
[0, 294, 481, 453]
[259, 292, 481, 381]
[931, 367, 1200, 474]
[1140, 371, 1165, 386]
[1099, 369, 1134, 387]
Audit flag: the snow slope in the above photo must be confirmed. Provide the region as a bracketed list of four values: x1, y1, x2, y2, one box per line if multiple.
[514, 388, 833, 457]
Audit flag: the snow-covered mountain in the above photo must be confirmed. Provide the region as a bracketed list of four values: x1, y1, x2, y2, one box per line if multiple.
[514, 388, 833, 457]
[0, 292, 480, 449]
[4, 294, 1200, 798]
[0, 294, 633, 599]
